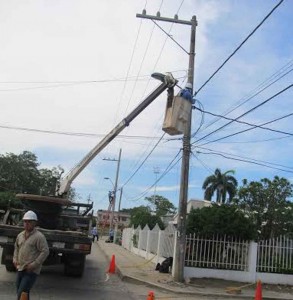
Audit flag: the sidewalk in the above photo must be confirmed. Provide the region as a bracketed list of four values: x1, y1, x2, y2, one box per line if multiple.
[97, 238, 293, 300]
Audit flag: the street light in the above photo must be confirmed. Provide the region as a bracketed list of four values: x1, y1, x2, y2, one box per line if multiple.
[104, 177, 114, 187]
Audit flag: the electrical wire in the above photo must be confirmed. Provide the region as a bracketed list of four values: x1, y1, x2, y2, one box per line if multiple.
[126, 149, 182, 202]
[193, 84, 292, 145]
[0, 123, 172, 141]
[196, 63, 293, 135]
[196, 146, 293, 171]
[121, 134, 166, 188]
[196, 150, 293, 174]
[121, 0, 186, 189]
[195, 107, 293, 137]
[195, 0, 284, 96]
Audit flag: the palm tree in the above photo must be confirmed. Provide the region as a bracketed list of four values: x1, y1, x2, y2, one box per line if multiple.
[202, 168, 238, 203]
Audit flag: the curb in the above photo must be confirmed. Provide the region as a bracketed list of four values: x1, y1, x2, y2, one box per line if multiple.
[97, 243, 293, 300]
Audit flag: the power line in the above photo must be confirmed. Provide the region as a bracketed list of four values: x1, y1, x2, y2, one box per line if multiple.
[193, 84, 292, 145]
[217, 135, 293, 144]
[121, 134, 166, 188]
[123, 1, 186, 187]
[126, 149, 182, 202]
[196, 63, 293, 135]
[0, 123, 171, 141]
[196, 150, 293, 174]
[195, 0, 284, 96]
[197, 146, 293, 171]
[195, 107, 293, 137]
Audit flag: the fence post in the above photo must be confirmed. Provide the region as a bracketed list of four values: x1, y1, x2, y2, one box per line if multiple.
[156, 230, 162, 264]
[172, 230, 178, 277]
[146, 228, 151, 259]
[138, 227, 143, 254]
[129, 227, 134, 251]
[248, 241, 257, 282]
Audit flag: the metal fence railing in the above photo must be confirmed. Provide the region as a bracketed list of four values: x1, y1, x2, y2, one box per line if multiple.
[185, 234, 249, 271]
[257, 235, 293, 274]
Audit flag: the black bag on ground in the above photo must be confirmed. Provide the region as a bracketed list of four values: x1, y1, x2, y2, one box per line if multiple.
[158, 257, 173, 273]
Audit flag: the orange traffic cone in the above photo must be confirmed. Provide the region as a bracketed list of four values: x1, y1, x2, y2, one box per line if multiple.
[146, 291, 155, 300]
[254, 280, 262, 300]
[108, 254, 115, 273]
[20, 292, 28, 300]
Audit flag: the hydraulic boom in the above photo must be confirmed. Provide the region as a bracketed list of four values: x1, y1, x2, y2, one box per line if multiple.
[57, 72, 177, 197]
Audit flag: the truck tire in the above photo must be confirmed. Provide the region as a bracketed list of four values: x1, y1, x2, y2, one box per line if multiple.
[1, 248, 16, 272]
[64, 254, 85, 277]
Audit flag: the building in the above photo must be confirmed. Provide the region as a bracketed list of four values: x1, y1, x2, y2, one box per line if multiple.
[96, 209, 131, 228]
[172, 198, 212, 225]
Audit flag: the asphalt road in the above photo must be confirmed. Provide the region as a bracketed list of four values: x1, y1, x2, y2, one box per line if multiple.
[0, 244, 242, 300]
[0, 244, 142, 300]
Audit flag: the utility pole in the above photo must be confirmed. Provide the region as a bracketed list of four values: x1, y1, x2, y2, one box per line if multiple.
[137, 11, 197, 282]
[153, 167, 160, 205]
[103, 148, 122, 237]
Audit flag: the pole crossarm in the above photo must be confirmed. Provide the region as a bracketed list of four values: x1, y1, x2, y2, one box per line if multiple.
[136, 13, 194, 26]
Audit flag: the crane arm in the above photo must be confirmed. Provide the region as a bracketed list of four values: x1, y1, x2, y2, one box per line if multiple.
[57, 72, 177, 197]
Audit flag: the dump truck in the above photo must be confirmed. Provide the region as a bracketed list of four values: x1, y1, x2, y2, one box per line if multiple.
[0, 72, 177, 277]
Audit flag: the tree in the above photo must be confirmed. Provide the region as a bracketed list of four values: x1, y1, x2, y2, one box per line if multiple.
[0, 151, 76, 208]
[236, 176, 293, 239]
[145, 195, 176, 217]
[186, 204, 256, 240]
[129, 206, 164, 229]
[202, 169, 238, 203]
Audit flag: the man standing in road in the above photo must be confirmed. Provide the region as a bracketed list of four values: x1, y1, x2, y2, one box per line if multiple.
[13, 210, 49, 300]
[91, 226, 99, 242]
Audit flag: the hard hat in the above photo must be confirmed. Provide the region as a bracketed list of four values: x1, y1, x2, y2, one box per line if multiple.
[185, 82, 193, 89]
[23, 210, 38, 221]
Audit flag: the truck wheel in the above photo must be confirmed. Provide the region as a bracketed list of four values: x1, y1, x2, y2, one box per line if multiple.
[64, 254, 85, 277]
[1, 248, 16, 272]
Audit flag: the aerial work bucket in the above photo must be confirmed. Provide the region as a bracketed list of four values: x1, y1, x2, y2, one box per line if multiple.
[162, 95, 191, 135]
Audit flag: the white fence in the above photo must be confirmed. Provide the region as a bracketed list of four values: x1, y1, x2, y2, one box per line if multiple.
[122, 223, 175, 264]
[257, 235, 293, 273]
[122, 224, 293, 285]
[185, 234, 249, 271]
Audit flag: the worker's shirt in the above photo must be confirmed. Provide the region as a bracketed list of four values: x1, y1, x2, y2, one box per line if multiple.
[13, 228, 49, 275]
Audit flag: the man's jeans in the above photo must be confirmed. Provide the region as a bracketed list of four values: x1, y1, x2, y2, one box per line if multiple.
[16, 270, 37, 300]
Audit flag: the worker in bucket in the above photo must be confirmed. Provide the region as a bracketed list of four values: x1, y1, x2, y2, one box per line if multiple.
[179, 82, 194, 103]
[13, 210, 49, 300]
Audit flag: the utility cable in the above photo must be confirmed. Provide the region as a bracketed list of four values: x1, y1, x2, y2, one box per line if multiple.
[195, 107, 293, 137]
[195, 0, 284, 96]
[121, 134, 166, 188]
[127, 149, 182, 201]
[196, 64, 293, 135]
[124, 0, 185, 180]
[0, 123, 172, 141]
[196, 150, 293, 174]
[193, 84, 292, 145]
[196, 146, 293, 171]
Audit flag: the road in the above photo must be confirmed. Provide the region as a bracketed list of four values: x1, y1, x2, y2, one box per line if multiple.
[0, 244, 240, 300]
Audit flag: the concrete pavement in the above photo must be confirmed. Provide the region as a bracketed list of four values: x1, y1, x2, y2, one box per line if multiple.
[97, 237, 293, 300]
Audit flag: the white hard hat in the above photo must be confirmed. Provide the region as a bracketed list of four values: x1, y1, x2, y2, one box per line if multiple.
[23, 210, 38, 221]
[185, 82, 193, 89]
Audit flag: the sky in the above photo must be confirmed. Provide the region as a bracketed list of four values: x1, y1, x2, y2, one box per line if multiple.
[0, 0, 292, 213]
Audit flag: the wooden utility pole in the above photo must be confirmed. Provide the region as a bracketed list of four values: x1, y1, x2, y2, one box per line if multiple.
[137, 11, 197, 282]
[103, 148, 122, 236]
